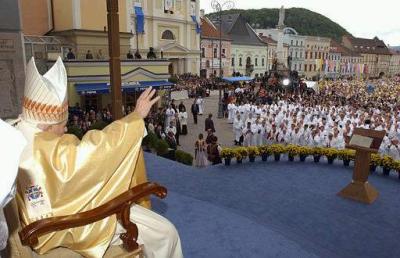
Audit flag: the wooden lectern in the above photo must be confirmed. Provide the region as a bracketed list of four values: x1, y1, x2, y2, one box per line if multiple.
[337, 128, 386, 204]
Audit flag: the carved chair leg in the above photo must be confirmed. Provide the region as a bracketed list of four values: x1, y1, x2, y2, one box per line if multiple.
[119, 203, 139, 252]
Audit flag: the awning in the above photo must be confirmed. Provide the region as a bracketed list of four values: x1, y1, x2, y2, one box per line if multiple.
[191, 15, 201, 34]
[75, 81, 175, 95]
[222, 76, 254, 83]
[75, 83, 110, 94]
[123, 81, 174, 92]
[134, 6, 145, 33]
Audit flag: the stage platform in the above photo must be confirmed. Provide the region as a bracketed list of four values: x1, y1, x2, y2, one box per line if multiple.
[144, 153, 400, 258]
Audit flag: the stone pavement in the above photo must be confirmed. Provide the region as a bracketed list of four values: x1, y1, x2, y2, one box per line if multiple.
[177, 91, 235, 156]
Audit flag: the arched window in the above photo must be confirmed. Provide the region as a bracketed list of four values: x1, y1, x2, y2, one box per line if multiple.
[239, 57, 242, 66]
[246, 57, 251, 65]
[161, 30, 175, 40]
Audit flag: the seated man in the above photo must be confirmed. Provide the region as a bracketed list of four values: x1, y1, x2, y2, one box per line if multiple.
[14, 57, 182, 258]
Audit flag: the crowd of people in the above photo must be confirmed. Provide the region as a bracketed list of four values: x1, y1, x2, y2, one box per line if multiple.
[227, 77, 400, 160]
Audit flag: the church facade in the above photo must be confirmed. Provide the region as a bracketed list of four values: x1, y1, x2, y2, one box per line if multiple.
[129, 0, 201, 75]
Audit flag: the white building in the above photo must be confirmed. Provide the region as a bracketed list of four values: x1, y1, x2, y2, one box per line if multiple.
[256, 28, 306, 75]
[219, 14, 268, 77]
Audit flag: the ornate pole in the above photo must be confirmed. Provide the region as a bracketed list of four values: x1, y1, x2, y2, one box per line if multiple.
[211, 0, 234, 119]
[107, 0, 123, 120]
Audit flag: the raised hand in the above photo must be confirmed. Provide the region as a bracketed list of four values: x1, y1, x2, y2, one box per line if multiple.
[134, 87, 161, 119]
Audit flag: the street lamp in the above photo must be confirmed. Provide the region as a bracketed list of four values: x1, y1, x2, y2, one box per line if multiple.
[211, 0, 235, 119]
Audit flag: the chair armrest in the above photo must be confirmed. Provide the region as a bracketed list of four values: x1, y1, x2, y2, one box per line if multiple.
[19, 182, 167, 252]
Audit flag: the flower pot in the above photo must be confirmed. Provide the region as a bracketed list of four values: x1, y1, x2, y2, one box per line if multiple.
[288, 155, 295, 162]
[224, 158, 231, 166]
[249, 155, 256, 162]
[236, 158, 243, 164]
[299, 155, 307, 162]
[274, 154, 281, 161]
[261, 153, 268, 161]
[327, 157, 335, 164]
[343, 159, 350, 167]
[313, 155, 321, 163]
[383, 167, 391, 176]
[370, 165, 377, 173]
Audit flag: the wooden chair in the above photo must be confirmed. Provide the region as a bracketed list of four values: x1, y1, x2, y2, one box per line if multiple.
[1, 182, 167, 258]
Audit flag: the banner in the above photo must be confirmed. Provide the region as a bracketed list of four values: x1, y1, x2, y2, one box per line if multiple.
[134, 6, 144, 33]
[164, 0, 174, 13]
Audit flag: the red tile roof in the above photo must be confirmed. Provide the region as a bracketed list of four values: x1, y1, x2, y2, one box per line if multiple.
[330, 40, 361, 57]
[344, 35, 391, 55]
[200, 17, 231, 41]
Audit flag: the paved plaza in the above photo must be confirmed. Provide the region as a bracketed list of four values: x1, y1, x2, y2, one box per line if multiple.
[177, 91, 234, 156]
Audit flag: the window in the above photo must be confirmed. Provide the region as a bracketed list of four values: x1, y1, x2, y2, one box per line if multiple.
[231, 57, 235, 66]
[262, 58, 265, 67]
[296, 40, 298, 46]
[294, 64, 297, 70]
[201, 48, 205, 58]
[301, 41, 303, 46]
[213, 48, 217, 58]
[305, 51, 308, 59]
[255, 58, 258, 66]
[246, 57, 251, 65]
[239, 57, 242, 66]
[318, 52, 321, 59]
[314, 64, 316, 71]
[299, 64, 302, 71]
[161, 30, 175, 40]
[222, 48, 226, 58]
[291, 40, 293, 46]
[295, 52, 298, 58]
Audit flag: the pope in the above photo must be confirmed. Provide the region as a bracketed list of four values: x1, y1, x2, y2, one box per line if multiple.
[13, 57, 182, 258]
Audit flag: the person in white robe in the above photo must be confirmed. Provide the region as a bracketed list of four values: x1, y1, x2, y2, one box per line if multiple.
[242, 122, 253, 147]
[227, 102, 236, 124]
[0, 119, 27, 251]
[179, 111, 188, 135]
[233, 113, 243, 145]
[196, 97, 204, 115]
[251, 120, 261, 146]
[165, 105, 176, 130]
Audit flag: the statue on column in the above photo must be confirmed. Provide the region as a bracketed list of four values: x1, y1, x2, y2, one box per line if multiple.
[278, 5, 285, 28]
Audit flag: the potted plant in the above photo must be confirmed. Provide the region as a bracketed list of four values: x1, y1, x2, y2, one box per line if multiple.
[337, 149, 355, 167]
[258, 145, 270, 161]
[298, 146, 311, 162]
[393, 160, 400, 180]
[381, 155, 394, 176]
[269, 144, 286, 161]
[286, 144, 299, 162]
[312, 147, 323, 163]
[370, 153, 381, 173]
[234, 147, 248, 164]
[322, 148, 338, 164]
[221, 148, 234, 166]
[247, 146, 259, 162]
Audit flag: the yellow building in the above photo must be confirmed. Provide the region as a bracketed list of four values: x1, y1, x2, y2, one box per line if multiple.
[304, 36, 331, 79]
[129, 0, 201, 75]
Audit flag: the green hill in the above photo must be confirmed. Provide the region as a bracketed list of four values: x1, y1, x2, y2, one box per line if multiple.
[207, 8, 351, 41]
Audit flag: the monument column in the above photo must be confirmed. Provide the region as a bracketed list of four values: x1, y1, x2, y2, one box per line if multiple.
[0, 0, 26, 119]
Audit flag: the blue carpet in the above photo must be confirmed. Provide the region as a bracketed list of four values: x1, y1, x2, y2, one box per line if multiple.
[144, 153, 400, 258]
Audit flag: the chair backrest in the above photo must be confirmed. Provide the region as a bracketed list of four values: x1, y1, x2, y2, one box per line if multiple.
[1, 199, 33, 258]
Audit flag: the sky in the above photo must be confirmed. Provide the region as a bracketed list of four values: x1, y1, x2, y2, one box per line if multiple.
[200, 0, 400, 46]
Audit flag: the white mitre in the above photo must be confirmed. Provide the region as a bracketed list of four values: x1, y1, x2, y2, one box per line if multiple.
[22, 56, 68, 125]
